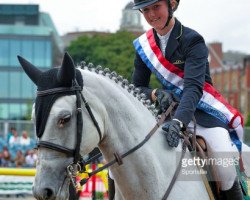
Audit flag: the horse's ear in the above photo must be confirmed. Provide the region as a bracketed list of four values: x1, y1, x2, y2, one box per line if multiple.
[57, 52, 76, 85]
[17, 55, 42, 86]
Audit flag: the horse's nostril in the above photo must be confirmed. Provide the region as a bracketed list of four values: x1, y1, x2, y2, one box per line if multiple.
[44, 188, 54, 199]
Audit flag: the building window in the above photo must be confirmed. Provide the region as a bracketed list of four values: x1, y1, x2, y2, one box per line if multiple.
[0, 104, 8, 119]
[0, 38, 52, 68]
[9, 72, 21, 98]
[10, 39, 21, 66]
[0, 40, 9, 66]
[231, 71, 238, 91]
[9, 103, 21, 119]
[0, 72, 9, 98]
[0, 71, 35, 99]
[21, 73, 35, 98]
[0, 103, 32, 120]
[21, 40, 33, 62]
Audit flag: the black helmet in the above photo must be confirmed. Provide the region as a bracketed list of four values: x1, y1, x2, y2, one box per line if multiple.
[133, 0, 160, 10]
[133, 0, 180, 10]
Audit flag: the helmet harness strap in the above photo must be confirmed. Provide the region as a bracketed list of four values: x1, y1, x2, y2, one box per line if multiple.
[161, 0, 173, 30]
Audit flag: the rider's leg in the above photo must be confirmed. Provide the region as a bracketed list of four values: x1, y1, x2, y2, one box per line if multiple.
[221, 177, 243, 200]
[188, 122, 243, 199]
[242, 143, 250, 177]
[195, 126, 238, 190]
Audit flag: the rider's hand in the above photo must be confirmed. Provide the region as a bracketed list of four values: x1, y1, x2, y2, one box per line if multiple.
[155, 89, 174, 113]
[162, 119, 184, 147]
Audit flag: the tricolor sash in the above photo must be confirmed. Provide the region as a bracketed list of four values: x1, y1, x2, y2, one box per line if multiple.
[133, 29, 244, 139]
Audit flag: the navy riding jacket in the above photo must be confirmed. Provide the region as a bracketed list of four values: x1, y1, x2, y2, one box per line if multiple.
[132, 19, 228, 129]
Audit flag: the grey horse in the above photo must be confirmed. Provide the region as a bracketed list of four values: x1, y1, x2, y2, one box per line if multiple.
[18, 53, 210, 200]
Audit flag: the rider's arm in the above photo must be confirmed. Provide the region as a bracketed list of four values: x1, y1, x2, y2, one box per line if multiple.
[174, 32, 208, 126]
[132, 52, 155, 101]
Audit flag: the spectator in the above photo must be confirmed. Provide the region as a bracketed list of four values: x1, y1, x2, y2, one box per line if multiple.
[2, 146, 11, 167]
[0, 152, 2, 166]
[9, 129, 20, 147]
[25, 149, 37, 168]
[20, 130, 31, 146]
[7, 127, 17, 143]
[0, 136, 7, 151]
[14, 150, 25, 168]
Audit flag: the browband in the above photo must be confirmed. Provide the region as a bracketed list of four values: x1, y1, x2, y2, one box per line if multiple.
[37, 86, 82, 97]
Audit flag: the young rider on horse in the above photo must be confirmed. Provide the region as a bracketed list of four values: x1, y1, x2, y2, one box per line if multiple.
[132, 0, 244, 199]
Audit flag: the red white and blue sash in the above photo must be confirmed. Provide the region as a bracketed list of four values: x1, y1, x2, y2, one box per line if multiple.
[133, 29, 244, 139]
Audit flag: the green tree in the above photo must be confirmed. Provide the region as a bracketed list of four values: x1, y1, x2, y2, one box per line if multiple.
[23, 100, 33, 120]
[245, 113, 250, 126]
[67, 31, 160, 88]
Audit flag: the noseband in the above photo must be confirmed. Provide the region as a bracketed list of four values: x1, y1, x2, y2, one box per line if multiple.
[36, 81, 102, 189]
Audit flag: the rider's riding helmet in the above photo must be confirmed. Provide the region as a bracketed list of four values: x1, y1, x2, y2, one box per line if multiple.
[133, 0, 179, 10]
[133, 0, 160, 10]
[133, 0, 180, 27]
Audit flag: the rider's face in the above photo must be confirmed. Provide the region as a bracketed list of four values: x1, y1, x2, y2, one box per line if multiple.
[141, 1, 169, 32]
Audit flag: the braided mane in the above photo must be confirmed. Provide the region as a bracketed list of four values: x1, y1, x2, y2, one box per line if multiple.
[77, 61, 159, 118]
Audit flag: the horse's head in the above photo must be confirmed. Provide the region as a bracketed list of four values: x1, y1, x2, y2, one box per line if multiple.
[18, 53, 101, 200]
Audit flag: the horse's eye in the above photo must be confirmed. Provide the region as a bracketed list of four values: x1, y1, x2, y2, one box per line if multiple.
[58, 114, 71, 128]
[63, 114, 71, 123]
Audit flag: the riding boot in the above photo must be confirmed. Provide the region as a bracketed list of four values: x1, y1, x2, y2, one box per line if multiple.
[108, 174, 115, 200]
[222, 178, 243, 200]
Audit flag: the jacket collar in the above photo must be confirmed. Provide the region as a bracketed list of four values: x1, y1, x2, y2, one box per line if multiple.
[153, 18, 183, 59]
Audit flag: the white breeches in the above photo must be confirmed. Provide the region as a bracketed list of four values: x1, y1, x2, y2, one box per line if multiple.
[188, 122, 238, 190]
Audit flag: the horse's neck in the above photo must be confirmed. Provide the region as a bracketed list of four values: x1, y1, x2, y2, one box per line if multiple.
[81, 70, 178, 171]
[81, 70, 156, 155]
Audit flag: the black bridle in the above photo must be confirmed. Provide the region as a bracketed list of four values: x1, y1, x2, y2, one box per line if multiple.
[36, 80, 102, 188]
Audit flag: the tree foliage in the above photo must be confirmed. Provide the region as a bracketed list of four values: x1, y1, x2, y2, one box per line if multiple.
[67, 31, 160, 87]
[67, 31, 135, 80]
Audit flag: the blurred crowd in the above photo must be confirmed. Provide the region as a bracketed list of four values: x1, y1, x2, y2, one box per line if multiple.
[0, 127, 37, 168]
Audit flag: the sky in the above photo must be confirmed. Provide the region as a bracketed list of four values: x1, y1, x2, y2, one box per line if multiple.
[1, 0, 250, 54]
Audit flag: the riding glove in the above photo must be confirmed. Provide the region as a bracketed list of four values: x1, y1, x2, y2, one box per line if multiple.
[162, 119, 184, 147]
[155, 89, 176, 113]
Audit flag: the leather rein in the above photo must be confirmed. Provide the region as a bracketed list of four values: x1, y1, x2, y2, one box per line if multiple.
[35, 82, 192, 199]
